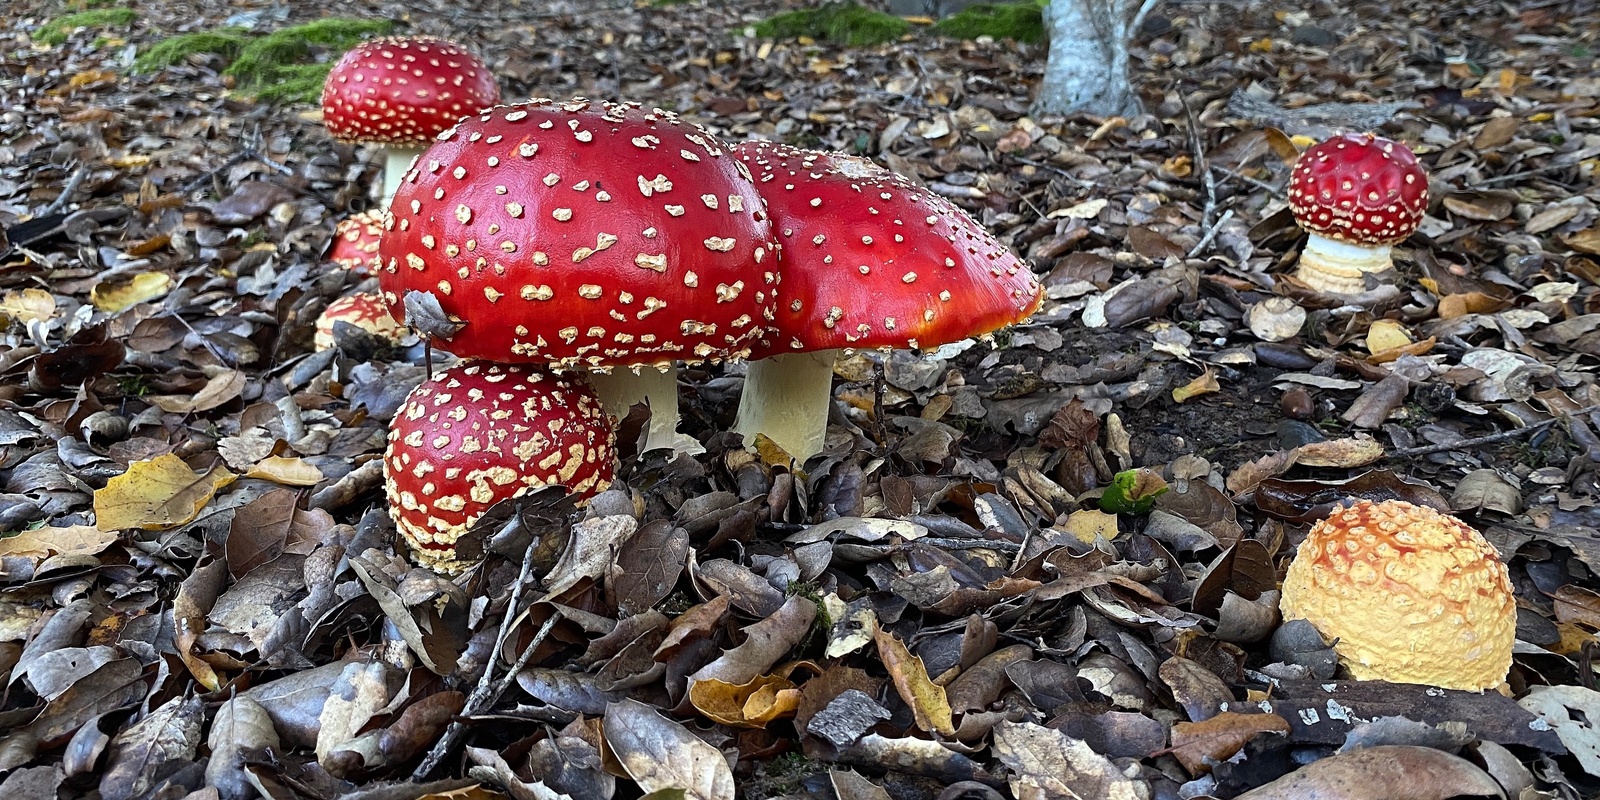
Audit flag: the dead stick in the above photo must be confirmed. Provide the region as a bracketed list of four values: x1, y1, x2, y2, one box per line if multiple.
[1386, 403, 1600, 459]
[1187, 209, 1234, 259]
[41, 164, 89, 216]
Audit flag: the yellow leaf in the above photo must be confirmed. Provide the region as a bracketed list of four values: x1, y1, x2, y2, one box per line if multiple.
[753, 433, 794, 469]
[1249, 37, 1273, 52]
[1172, 369, 1220, 403]
[0, 524, 117, 560]
[69, 69, 115, 88]
[245, 456, 324, 487]
[1057, 509, 1119, 545]
[1289, 134, 1318, 150]
[90, 271, 173, 313]
[875, 628, 955, 735]
[95, 454, 236, 531]
[0, 288, 56, 324]
[1364, 319, 1412, 353]
[105, 154, 151, 168]
[688, 674, 800, 728]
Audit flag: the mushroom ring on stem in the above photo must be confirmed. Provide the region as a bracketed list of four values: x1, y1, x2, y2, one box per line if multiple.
[1287, 132, 1428, 295]
[1279, 499, 1516, 691]
[384, 361, 616, 572]
[730, 141, 1042, 462]
[321, 36, 501, 205]
[377, 98, 779, 454]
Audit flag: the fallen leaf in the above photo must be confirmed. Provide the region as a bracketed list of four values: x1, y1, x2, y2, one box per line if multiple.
[148, 370, 245, 414]
[1057, 509, 1119, 544]
[94, 454, 237, 531]
[0, 289, 55, 324]
[602, 699, 735, 800]
[1172, 369, 1221, 403]
[245, 456, 325, 486]
[1296, 438, 1385, 468]
[1168, 711, 1290, 775]
[0, 525, 116, 560]
[90, 272, 173, 313]
[1233, 745, 1504, 800]
[874, 627, 954, 736]
[992, 721, 1145, 800]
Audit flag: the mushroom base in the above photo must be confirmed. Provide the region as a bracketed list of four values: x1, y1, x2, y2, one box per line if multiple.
[382, 145, 427, 207]
[1294, 234, 1395, 295]
[732, 350, 839, 462]
[589, 365, 699, 455]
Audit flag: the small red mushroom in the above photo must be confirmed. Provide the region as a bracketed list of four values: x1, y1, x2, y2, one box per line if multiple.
[728, 141, 1042, 460]
[384, 361, 616, 572]
[1286, 132, 1429, 295]
[377, 98, 779, 453]
[314, 292, 405, 351]
[321, 36, 501, 204]
[327, 210, 385, 277]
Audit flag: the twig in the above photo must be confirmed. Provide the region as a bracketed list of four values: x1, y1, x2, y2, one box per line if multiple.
[41, 164, 89, 216]
[871, 360, 888, 447]
[1208, 164, 1283, 196]
[179, 151, 252, 195]
[1179, 91, 1217, 231]
[412, 526, 550, 780]
[1385, 403, 1600, 459]
[1187, 208, 1234, 259]
[1476, 163, 1575, 186]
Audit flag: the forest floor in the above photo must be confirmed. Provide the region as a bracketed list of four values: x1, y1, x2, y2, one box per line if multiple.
[2, 0, 1600, 798]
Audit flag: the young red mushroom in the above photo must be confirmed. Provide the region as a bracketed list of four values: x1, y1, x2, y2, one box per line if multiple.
[385, 361, 616, 572]
[377, 99, 778, 453]
[1286, 132, 1428, 295]
[314, 292, 405, 351]
[327, 210, 385, 277]
[730, 141, 1042, 461]
[321, 36, 501, 205]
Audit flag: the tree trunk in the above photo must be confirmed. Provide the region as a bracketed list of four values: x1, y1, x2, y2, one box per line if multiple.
[1033, 0, 1151, 117]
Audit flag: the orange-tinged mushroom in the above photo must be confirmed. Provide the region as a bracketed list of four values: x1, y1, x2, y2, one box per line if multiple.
[1279, 499, 1515, 691]
[327, 210, 385, 276]
[314, 292, 404, 351]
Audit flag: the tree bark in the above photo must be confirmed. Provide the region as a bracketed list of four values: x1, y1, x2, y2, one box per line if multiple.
[1033, 0, 1155, 118]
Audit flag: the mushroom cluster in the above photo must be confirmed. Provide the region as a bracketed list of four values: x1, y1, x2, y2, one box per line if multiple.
[729, 141, 1043, 460]
[386, 361, 615, 572]
[1279, 499, 1516, 691]
[377, 98, 779, 452]
[1286, 132, 1429, 295]
[321, 36, 501, 204]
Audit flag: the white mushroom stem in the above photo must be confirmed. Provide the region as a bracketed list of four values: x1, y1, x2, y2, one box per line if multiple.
[588, 365, 695, 455]
[732, 350, 840, 462]
[382, 145, 427, 207]
[1294, 233, 1394, 295]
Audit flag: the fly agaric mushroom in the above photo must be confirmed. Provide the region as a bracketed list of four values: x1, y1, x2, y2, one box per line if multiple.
[385, 361, 615, 572]
[321, 36, 501, 205]
[729, 141, 1041, 461]
[314, 292, 405, 351]
[1286, 132, 1428, 295]
[377, 98, 778, 453]
[1279, 499, 1516, 691]
[327, 210, 385, 277]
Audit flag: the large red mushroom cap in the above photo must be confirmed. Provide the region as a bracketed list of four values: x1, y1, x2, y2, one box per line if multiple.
[328, 210, 385, 276]
[321, 36, 501, 146]
[314, 292, 404, 351]
[384, 361, 616, 572]
[377, 98, 778, 369]
[1286, 132, 1428, 247]
[734, 141, 1040, 354]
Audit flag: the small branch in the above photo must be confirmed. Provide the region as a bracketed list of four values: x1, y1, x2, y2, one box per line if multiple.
[1187, 208, 1234, 259]
[1129, 0, 1161, 38]
[1208, 164, 1283, 196]
[41, 164, 89, 216]
[1180, 90, 1217, 231]
[1385, 403, 1600, 459]
[1476, 163, 1576, 186]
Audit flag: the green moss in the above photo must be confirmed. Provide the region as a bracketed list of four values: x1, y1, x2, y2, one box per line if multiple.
[223, 17, 394, 100]
[132, 28, 249, 73]
[753, 2, 910, 47]
[35, 8, 138, 45]
[933, 1, 1045, 43]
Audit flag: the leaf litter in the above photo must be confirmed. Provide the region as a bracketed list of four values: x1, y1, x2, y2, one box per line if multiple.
[3, 0, 1600, 797]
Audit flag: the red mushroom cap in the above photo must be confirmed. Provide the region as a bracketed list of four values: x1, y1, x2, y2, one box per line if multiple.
[384, 361, 616, 570]
[314, 292, 405, 351]
[377, 98, 778, 369]
[328, 210, 385, 276]
[321, 36, 501, 146]
[734, 141, 1040, 354]
[1286, 132, 1428, 247]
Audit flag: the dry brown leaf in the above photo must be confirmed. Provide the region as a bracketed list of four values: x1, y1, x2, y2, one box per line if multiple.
[992, 721, 1145, 800]
[1172, 369, 1221, 403]
[1168, 711, 1290, 775]
[874, 627, 955, 735]
[1296, 438, 1385, 468]
[94, 454, 237, 531]
[0, 524, 116, 560]
[0, 288, 55, 324]
[1233, 745, 1503, 800]
[148, 370, 246, 414]
[602, 699, 735, 800]
[244, 456, 325, 486]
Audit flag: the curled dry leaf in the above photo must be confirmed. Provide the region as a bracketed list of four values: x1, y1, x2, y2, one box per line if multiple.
[207, 696, 280, 800]
[991, 721, 1146, 800]
[1233, 744, 1503, 800]
[1168, 711, 1290, 775]
[602, 699, 735, 800]
[98, 695, 203, 800]
[874, 627, 955, 736]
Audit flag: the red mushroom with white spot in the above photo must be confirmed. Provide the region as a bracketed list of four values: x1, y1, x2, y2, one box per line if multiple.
[385, 361, 615, 572]
[1286, 132, 1429, 295]
[321, 36, 501, 205]
[730, 141, 1042, 461]
[327, 209, 385, 277]
[314, 292, 405, 351]
[377, 98, 778, 453]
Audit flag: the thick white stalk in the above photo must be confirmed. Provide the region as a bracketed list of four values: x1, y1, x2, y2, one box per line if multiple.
[382, 145, 427, 207]
[588, 365, 693, 455]
[732, 350, 839, 462]
[1295, 233, 1393, 295]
